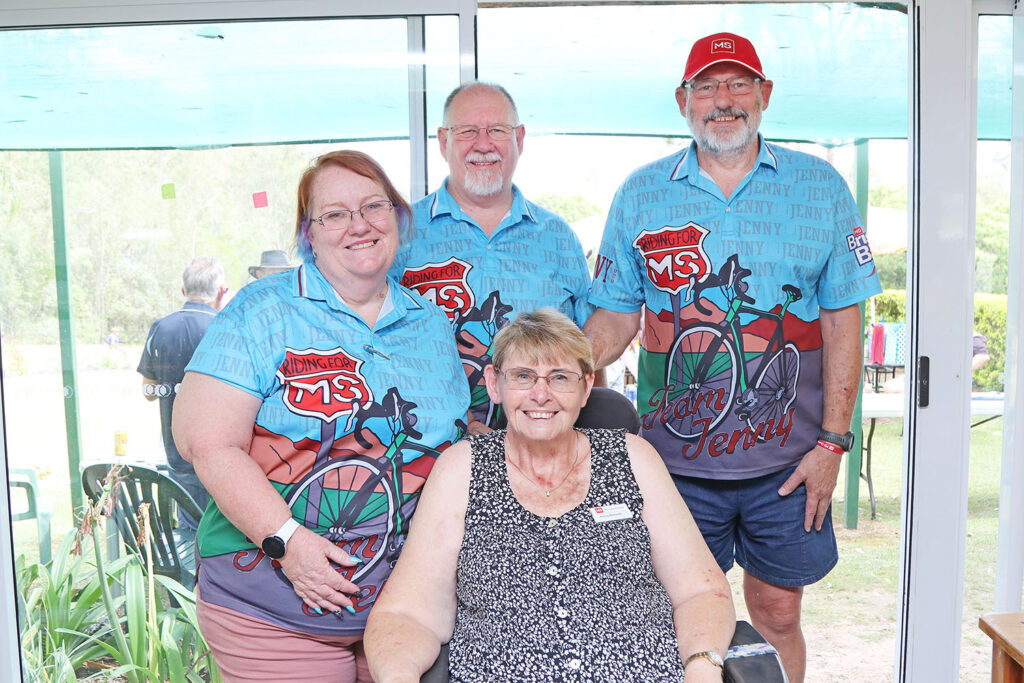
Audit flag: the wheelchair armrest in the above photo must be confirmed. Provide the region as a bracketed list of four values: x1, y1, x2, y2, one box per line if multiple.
[724, 620, 789, 683]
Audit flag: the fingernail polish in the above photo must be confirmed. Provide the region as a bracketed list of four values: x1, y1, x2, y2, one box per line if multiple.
[312, 607, 323, 615]
[345, 605, 356, 614]
[348, 555, 363, 564]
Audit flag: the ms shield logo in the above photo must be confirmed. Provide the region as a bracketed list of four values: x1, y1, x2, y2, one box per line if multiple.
[632, 222, 712, 296]
[401, 257, 475, 320]
[276, 347, 373, 422]
[711, 39, 735, 53]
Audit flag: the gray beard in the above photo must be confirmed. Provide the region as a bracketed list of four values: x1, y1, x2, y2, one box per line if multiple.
[462, 169, 505, 197]
[686, 98, 762, 156]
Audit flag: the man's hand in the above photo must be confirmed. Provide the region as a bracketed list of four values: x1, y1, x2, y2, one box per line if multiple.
[777, 445, 842, 532]
[466, 420, 493, 436]
[278, 527, 362, 613]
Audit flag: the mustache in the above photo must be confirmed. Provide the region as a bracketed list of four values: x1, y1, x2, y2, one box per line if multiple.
[703, 108, 749, 124]
[466, 151, 503, 163]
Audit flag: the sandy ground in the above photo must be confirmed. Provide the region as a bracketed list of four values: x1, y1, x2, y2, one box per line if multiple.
[1, 344, 996, 681]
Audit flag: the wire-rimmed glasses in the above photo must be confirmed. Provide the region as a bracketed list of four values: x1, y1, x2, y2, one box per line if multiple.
[444, 124, 518, 141]
[313, 200, 394, 231]
[500, 367, 584, 393]
[684, 76, 760, 99]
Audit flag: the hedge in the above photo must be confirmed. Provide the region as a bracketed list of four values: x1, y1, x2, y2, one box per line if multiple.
[865, 290, 1006, 392]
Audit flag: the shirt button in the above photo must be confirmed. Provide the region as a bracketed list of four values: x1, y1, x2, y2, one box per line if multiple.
[725, 206, 732, 212]
[547, 518, 557, 528]
[566, 659, 582, 670]
[546, 565, 559, 576]
[486, 244, 492, 249]
[557, 608, 569, 618]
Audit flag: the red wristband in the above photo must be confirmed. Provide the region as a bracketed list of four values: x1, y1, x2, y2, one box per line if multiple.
[817, 439, 845, 455]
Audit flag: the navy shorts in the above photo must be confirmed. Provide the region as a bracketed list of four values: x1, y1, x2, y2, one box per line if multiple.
[672, 465, 838, 587]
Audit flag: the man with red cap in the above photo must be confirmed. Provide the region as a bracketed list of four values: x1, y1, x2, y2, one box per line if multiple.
[584, 32, 880, 682]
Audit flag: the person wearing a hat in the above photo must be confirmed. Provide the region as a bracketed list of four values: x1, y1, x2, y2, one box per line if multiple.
[248, 249, 295, 279]
[584, 32, 881, 682]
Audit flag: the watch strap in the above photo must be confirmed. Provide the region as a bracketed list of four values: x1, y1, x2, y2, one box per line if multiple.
[262, 518, 301, 559]
[274, 518, 301, 545]
[817, 428, 854, 452]
[683, 650, 724, 670]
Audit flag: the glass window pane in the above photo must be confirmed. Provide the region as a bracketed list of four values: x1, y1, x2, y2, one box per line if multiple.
[424, 14, 461, 191]
[1, 13, 463, 677]
[2, 19, 414, 149]
[965, 14, 1013, 680]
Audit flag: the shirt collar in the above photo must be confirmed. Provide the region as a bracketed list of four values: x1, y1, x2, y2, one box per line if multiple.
[429, 180, 536, 228]
[292, 260, 421, 327]
[181, 300, 217, 314]
[669, 134, 779, 182]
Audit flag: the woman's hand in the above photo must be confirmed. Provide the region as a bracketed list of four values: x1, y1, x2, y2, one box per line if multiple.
[278, 527, 363, 613]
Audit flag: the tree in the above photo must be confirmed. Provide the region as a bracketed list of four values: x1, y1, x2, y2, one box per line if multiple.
[533, 193, 602, 223]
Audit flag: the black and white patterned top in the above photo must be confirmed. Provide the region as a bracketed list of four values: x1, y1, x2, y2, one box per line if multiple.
[449, 428, 686, 682]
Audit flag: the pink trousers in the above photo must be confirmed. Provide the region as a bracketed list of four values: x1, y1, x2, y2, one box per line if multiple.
[196, 592, 371, 682]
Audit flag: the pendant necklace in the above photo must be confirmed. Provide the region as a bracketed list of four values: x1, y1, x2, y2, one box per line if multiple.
[506, 430, 583, 497]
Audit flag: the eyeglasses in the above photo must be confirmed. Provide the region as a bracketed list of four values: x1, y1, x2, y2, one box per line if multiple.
[500, 367, 584, 393]
[313, 200, 394, 231]
[444, 124, 518, 141]
[685, 76, 760, 99]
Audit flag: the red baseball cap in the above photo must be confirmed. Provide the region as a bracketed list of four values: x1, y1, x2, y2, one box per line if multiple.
[684, 32, 766, 83]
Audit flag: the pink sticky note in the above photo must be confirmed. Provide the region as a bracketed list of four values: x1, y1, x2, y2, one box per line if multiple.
[252, 191, 268, 209]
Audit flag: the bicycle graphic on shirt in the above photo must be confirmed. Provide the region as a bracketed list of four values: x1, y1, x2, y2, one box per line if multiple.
[663, 254, 802, 440]
[452, 290, 513, 425]
[282, 387, 457, 583]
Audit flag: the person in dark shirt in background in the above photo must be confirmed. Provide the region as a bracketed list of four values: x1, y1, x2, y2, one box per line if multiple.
[138, 255, 227, 533]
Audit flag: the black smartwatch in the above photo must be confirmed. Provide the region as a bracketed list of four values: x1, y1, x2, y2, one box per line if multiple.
[817, 428, 855, 452]
[261, 518, 301, 560]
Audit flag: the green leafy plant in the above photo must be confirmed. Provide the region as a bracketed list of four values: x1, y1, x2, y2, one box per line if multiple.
[17, 533, 128, 680]
[865, 289, 1007, 391]
[17, 467, 218, 682]
[973, 293, 1007, 392]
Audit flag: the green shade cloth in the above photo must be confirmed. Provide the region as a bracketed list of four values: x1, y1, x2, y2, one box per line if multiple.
[0, 4, 1012, 151]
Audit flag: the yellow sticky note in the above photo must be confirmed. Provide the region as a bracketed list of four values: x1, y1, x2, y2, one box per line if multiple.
[161, 183, 176, 199]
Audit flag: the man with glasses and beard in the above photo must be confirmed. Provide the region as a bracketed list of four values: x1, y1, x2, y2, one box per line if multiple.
[392, 82, 594, 436]
[583, 33, 880, 682]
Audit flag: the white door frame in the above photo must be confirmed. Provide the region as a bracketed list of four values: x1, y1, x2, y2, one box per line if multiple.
[900, 0, 1021, 678]
[898, 0, 976, 678]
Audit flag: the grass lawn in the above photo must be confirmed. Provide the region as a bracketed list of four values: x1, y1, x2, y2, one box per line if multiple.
[798, 416, 1008, 681]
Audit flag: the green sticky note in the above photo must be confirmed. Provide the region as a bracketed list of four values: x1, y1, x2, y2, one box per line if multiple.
[161, 183, 176, 199]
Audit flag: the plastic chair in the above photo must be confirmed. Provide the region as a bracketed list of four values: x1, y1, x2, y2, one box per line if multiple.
[81, 462, 202, 587]
[9, 467, 53, 564]
[420, 620, 787, 681]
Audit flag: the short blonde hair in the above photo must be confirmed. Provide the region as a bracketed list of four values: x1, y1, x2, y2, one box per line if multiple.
[491, 308, 594, 376]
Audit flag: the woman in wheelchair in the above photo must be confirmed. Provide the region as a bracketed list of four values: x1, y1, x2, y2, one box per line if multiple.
[365, 308, 736, 682]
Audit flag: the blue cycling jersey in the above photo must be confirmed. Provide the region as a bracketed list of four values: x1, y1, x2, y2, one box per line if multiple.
[186, 261, 468, 635]
[391, 181, 593, 426]
[591, 138, 881, 479]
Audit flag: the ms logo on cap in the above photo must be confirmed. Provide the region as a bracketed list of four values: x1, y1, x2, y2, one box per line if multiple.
[711, 39, 735, 53]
